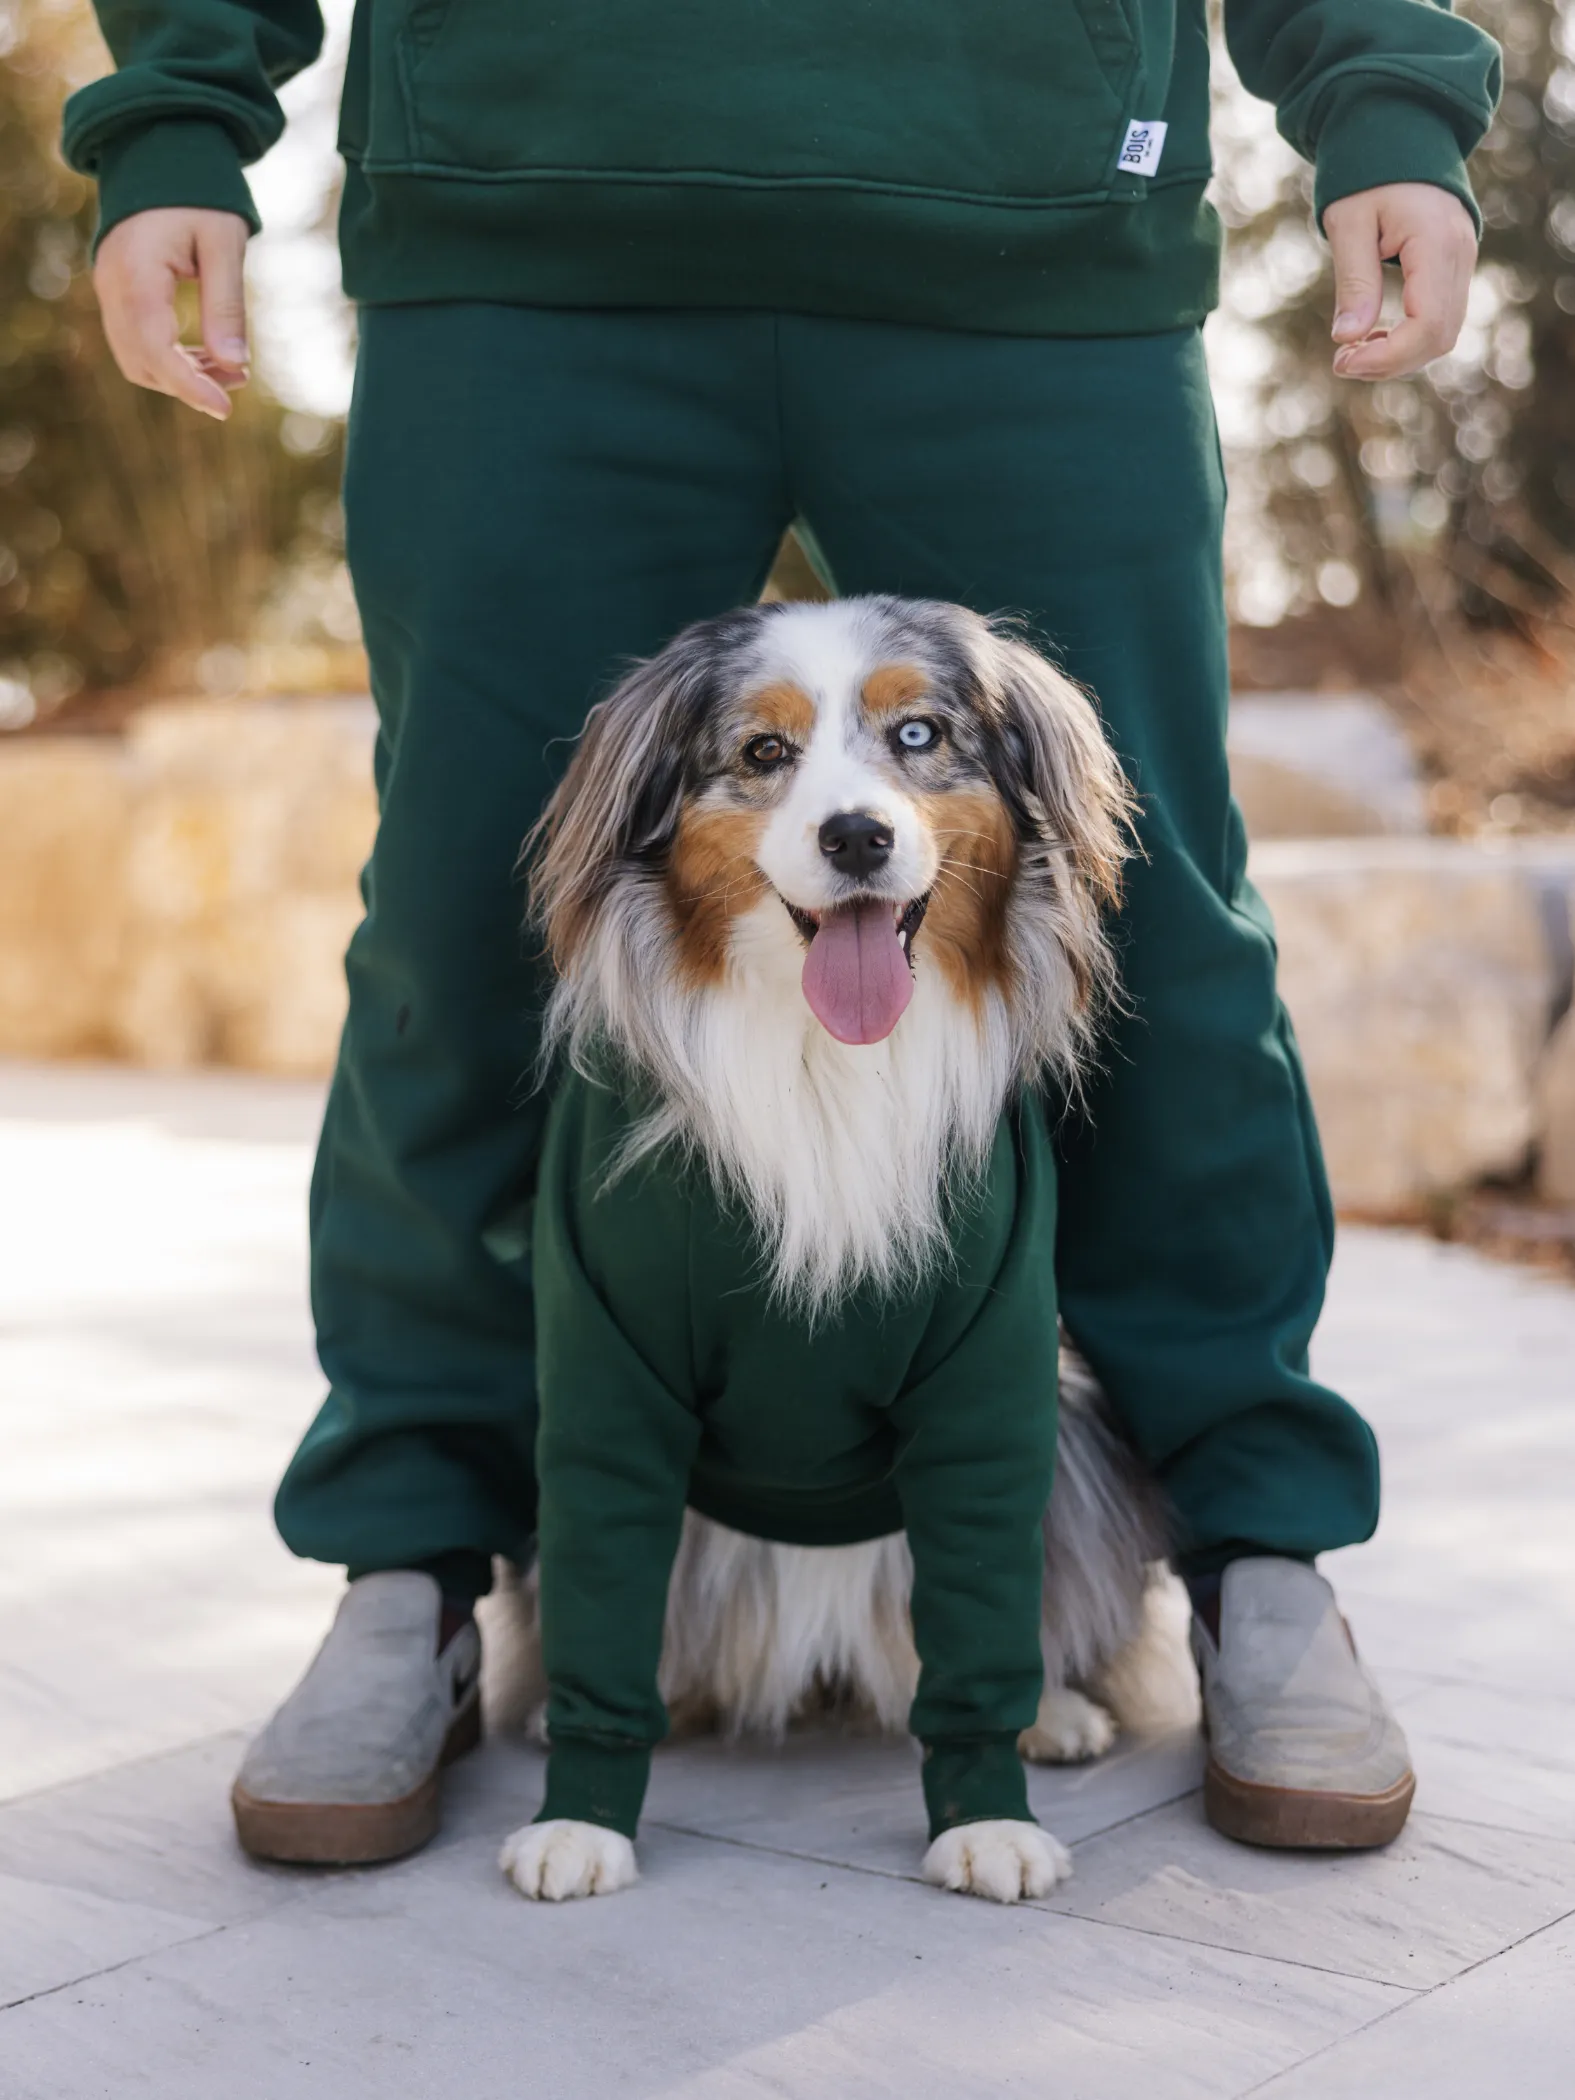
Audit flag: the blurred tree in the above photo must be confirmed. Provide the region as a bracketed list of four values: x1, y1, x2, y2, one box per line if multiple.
[0, 0, 344, 724]
[1217, 0, 1575, 651]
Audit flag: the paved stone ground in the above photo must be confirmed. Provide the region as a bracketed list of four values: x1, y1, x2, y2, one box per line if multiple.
[1, 1061, 1573, 2098]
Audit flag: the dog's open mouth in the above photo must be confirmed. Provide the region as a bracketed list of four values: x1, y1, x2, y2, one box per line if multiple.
[780, 893, 930, 1046]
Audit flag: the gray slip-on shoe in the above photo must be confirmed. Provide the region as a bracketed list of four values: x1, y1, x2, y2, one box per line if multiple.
[1193, 1556, 1415, 1850]
[232, 1571, 481, 1866]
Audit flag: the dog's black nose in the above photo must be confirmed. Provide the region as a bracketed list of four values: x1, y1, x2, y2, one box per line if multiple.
[818, 811, 894, 879]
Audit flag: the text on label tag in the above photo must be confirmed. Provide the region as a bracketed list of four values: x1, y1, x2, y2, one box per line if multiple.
[1119, 120, 1168, 178]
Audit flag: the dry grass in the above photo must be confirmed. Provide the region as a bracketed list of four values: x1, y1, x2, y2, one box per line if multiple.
[1419, 1189, 1575, 1282]
[1231, 599, 1575, 839]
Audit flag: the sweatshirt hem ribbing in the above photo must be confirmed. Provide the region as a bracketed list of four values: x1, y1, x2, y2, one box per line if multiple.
[337, 166, 1222, 338]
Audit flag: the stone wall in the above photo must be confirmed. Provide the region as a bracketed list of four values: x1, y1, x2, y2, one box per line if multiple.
[1251, 838, 1575, 1211]
[3, 697, 1574, 1208]
[1228, 694, 1427, 839]
[0, 699, 374, 1077]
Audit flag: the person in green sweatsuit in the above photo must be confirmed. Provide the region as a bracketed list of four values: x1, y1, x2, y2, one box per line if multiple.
[67, 2, 1501, 1868]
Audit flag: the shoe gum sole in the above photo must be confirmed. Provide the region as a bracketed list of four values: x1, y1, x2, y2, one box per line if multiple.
[231, 1693, 482, 1867]
[1205, 1757, 1416, 1851]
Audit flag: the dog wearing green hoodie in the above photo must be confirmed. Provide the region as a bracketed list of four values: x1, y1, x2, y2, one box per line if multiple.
[493, 597, 1197, 1905]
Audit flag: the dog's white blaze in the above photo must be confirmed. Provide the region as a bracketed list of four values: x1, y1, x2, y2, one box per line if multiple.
[753, 599, 879, 707]
[696, 607, 982, 1304]
[754, 644, 937, 913]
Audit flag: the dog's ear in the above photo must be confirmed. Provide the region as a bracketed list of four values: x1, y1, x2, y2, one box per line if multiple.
[981, 628, 1135, 912]
[527, 624, 723, 970]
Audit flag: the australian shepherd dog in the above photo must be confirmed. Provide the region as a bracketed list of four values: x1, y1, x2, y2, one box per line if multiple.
[486, 596, 1197, 1903]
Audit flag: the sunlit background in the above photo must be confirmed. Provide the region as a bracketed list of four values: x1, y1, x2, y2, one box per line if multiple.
[2, 0, 1573, 830]
[3, 0, 1575, 1260]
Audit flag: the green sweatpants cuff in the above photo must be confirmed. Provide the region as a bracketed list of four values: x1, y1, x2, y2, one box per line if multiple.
[346, 1549, 496, 1603]
[921, 1733, 1033, 1840]
[1178, 1541, 1316, 1583]
[537, 1735, 653, 1839]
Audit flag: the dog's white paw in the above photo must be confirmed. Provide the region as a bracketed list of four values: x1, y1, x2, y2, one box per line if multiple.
[921, 1820, 1071, 1904]
[499, 1819, 638, 1902]
[1018, 1687, 1118, 1764]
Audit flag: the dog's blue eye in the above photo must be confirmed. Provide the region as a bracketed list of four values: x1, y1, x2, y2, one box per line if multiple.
[895, 719, 936, 751]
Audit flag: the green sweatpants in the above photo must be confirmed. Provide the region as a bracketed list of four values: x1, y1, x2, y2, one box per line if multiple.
[275, 305, 1380, 1578]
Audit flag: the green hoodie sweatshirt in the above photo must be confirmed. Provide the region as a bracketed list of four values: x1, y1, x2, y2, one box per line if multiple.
[66, 2, 1499, 337]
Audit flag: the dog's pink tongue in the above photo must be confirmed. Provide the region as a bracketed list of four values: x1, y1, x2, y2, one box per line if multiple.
[801, 899, 912, 1045]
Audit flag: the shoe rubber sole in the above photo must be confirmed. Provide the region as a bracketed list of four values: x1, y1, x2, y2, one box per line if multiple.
[231, 1692, 482, 1867]
[1204, 1757, 1415, 1850]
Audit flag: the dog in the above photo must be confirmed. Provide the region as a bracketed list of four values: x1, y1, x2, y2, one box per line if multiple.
[490, 595, 1197, 1905]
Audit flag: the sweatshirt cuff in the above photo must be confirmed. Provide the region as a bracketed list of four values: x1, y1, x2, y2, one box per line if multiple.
[89, 120, 261, 253]
[537, 1735, 652, 1839]
[921, 1734, 1033, 1840]
[1313, 90, 1481, 238]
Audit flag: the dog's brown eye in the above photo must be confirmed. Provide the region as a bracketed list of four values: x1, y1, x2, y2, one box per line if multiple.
[744, 734, 791, 769]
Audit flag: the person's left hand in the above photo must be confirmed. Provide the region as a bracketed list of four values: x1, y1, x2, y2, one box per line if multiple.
[1323, 182, 1478, 381]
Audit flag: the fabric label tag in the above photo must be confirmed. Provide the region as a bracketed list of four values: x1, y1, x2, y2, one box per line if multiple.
[1118, 120, 1168, 177]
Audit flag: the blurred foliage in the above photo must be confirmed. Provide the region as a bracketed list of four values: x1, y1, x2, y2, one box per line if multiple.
[7, 0, 1575, 822]
[1220, 0, 1575, 642]
[0, 0, 344, 724]
[1217, 0, 1575, 831]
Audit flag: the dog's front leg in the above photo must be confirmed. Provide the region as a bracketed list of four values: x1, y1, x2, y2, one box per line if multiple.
[892, 1294, 1072, 1904]
[496, 1460, 693, 1901]
[496, 1221, 703, 1902]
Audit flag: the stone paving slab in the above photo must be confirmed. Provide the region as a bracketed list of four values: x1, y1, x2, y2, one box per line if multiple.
[0, 1068, 342, 1803]
[2, 1062, 1574, 2095]
[1384, 1678, 1575, 1841]
[1038, 1801, 1575, 1990]
[1255, 1909, 1575, 2099]
[1, 1821, 1413, 2100]
[635, 1719, 1205, 1868]
[1314, 1226, 1575, 1708]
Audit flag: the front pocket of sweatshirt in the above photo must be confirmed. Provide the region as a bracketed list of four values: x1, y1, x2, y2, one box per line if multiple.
[369, 1, 1146, 208]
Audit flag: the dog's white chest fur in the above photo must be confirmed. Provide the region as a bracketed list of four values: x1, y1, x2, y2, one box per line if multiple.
[628, 896, 1017, 1312]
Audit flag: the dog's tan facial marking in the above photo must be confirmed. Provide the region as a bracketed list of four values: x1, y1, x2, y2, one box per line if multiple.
[861, 663, 931, 724]
[740, 680, 816, 748]
[666, 807, 770, 985]
[920, 786, 1019, 1010]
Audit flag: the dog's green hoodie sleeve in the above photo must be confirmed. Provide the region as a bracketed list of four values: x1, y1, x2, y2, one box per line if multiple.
[530, 1122, 701, 1840]
[890, 1111, 1062, 1841]
[60, 1, 324, 248]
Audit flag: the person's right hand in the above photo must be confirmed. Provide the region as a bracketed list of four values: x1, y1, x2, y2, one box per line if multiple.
[93, 207, 252, 420]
